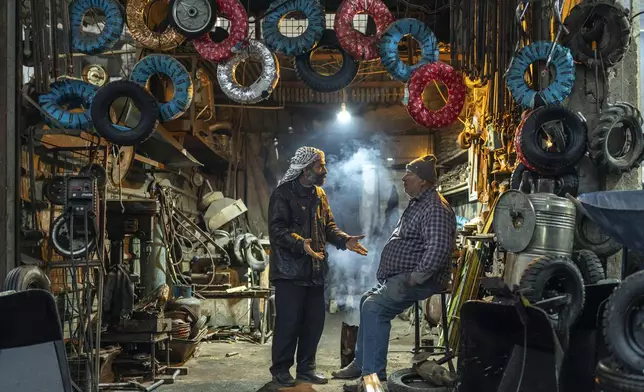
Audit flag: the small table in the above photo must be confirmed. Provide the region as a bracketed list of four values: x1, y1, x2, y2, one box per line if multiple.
[101, 332, 171, 380]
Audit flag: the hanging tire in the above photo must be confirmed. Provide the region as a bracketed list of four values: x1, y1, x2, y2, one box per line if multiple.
[51, 214, 98, 258]
[572, 249, 605, 284]
[294, 29, 358, 93]
[405, 62, 466, 129]
[515, 106, 587, 175]
[574, 213, 622, 258]
[130, 54, 194, 122]
[379, 19, 439, 82]
[333, 0, 395, 61]
[38, 79, 98, 130]
[91, 80, 160, 146]
[387, 368, 449, 392]
[562, 0, 631, 68]
[126, 0, 185, 51]
[506, 41, 575, 108]
[193, 0, 248, 62]
[519, 254, 585, 326]
[596, 358, 644, 392]
[70, 0, 125, 54]
[217, 40, 279, 104]
[588, 102, 644, 174]
[603, 271, 644, 372]
[168, 0, 217, 39]
[3, 265, 51, 292]
[262, 0, 325, 56]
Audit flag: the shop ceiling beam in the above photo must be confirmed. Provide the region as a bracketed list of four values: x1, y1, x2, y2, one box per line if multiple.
[0, 0, 18, 284]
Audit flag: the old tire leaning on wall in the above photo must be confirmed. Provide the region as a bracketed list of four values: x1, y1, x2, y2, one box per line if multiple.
[193, 0, 248, 62]
[126, 0, 185, 51]
[603, 271, 644, 372]
[574, 213, 622, 258]
[379, 18, 439, 82]
[217, 40, 279, 104]
[334, 0, 395, 61]
[91, 80, 160, 146]
[168, 0, 217, 39]
[572, 249, 605, 285]
[262, 0, 325, 56]
[130, 54, 194, 122]
[70, 0, 125, 54]
[294, 29, 358, 93]
[562, 0, 631, 68]
[506, 41, 575, 108]
[588, 102, 644, 174]
[515, 106, 587, 175]
[38, 79, 98, 130]
[405, 62, 467, 129]
[3, 265, 51, 292]
[519, 254, 585, 326]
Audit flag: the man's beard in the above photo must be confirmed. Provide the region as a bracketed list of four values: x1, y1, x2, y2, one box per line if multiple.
[305, 171, 326, 186]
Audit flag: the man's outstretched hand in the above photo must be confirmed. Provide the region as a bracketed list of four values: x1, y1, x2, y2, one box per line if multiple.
[303, 239, 325, 261]
[347, 235, 368, 256]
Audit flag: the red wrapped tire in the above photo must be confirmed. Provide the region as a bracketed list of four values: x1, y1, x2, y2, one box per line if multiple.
[193, 0, 248, 62]
[405, 62, 466, 129]
[334, 0, 395, 61]
[514, 110, 538, 172]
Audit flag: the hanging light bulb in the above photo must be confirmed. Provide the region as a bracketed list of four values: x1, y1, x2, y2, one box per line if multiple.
[337, 103, 351, 123]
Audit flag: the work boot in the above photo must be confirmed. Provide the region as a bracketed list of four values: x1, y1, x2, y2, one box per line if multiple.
[272, 372, 296, 387]
[296, 371, 328, 384]
[333, 359, 362, 379]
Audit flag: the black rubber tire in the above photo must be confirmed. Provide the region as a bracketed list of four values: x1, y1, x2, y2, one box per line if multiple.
[261, 0, 325, 56]
[509, 162, 538, 193]
[3, 265, 51, 292]
[562, 0, 631, 68]
[603, 271, 644, 372]
[596, 358, 644, 392]
[553, 170, 580, 197]
[572, 249, 606, 284]
[168, 0, 217, 39]
[51, 214, 98, 258]
[574, 212, 623, 258]
[518, 106, 588, 174]
[387, 368, 450, 392]
[519, 254, 586, 325]
[588, 102, 644, 174]
[91, 80, 160, 146]
[294, 29, 359, 93]
[245, 237, 267, 272]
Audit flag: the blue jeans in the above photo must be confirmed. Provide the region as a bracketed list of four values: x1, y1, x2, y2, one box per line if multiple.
[353, 273, 442, 379]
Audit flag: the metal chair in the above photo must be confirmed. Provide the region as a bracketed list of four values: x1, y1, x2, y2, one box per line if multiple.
[412, 290, 455, 372]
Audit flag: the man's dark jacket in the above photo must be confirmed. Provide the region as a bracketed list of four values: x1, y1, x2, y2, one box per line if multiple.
[268, 180, 349, 286]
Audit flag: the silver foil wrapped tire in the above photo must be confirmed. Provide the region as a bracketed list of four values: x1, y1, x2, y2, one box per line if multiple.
[216, 40, 280, 104]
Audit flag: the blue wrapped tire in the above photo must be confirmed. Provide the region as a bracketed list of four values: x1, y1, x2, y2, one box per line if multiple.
[91, 80, 160, 146]
[130, 54, 194, 122]
[506, 41, 575, 108]
[379, 18, 439, 82]
[38, 79, 98, 130]
[262, 0, 325, 57]
[70, 0, 124, 55]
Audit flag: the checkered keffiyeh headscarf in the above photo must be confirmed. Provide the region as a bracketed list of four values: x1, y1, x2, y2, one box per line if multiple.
[279, 147, 324, 186]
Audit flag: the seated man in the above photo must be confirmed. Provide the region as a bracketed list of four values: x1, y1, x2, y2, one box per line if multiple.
[332, 155, 457, 392]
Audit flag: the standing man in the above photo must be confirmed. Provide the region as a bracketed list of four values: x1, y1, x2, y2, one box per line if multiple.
[268, 146, 368, 387]
[332, 155, 456, 392]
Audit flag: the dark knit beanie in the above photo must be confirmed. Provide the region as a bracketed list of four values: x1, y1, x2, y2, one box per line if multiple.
[406, 155, 437, 183]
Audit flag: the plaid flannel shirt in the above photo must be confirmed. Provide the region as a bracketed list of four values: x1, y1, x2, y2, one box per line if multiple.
[377, 187, 456, 287]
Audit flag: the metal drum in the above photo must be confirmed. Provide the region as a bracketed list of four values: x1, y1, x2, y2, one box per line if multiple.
[495, 190, 577, 286]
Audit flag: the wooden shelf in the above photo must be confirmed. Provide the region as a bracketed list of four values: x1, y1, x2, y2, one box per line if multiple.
[441, 182, 469, 196]
[180, 132, 234, 172]
[138, 124, 203, 169]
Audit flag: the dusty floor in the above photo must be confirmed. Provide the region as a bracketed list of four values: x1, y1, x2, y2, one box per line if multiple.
[163, 312, 424, 392]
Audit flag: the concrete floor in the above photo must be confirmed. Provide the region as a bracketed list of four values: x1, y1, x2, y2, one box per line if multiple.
[163, 312, 422, 392]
